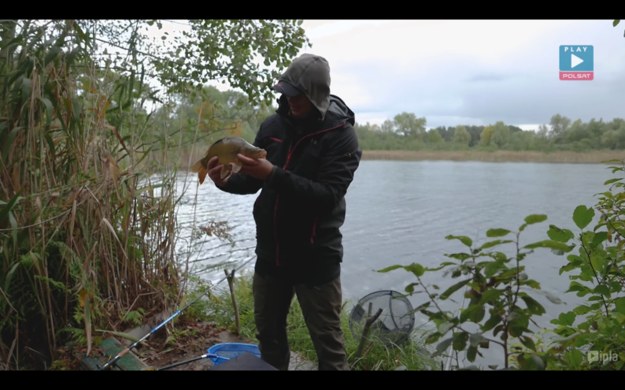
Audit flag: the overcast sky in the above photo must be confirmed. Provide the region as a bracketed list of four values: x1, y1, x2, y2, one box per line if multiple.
[299, 20, 625, 130]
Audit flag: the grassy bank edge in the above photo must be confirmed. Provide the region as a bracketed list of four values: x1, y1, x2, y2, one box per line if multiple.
[197, 273, 440, 371]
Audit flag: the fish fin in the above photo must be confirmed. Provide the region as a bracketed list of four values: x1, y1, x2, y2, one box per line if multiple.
[220, 164, 233, 180]
[197, 167, 208, 185]
[231, 162, 242, 174]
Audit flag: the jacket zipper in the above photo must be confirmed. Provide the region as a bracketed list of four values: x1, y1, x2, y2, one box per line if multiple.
[273, 197, 281, 266]
[273, 123, 345, 267]
[310, 217, 318, 245]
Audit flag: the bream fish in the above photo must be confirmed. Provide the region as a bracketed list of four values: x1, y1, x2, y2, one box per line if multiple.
[191, 137, 267, 184]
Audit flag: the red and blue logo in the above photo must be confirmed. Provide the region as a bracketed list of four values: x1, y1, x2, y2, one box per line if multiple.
[559, 45, 594, 81]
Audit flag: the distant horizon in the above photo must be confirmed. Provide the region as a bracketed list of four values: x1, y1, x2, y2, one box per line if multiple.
[351, 112, 549, 130]
[354, 117, 544, 131]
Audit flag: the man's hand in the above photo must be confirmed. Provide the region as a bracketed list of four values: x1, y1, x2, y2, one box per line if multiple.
[237, 153, 274, 181]
[207, 156, 229, 187]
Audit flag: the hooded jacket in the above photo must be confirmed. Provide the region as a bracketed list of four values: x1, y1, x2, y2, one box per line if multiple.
[276, 53, 332, 118]
[220, 55, 361, 285]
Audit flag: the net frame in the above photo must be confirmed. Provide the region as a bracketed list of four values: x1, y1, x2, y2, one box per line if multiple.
[349, 290, 415, 345]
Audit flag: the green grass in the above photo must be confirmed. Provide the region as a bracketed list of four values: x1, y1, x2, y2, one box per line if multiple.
[202, 272, 440, 370]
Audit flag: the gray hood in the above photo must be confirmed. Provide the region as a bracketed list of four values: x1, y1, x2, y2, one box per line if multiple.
[274, 54, 331, 119]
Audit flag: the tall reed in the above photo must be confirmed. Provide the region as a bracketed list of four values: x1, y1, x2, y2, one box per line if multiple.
[0, 20, 180, 369]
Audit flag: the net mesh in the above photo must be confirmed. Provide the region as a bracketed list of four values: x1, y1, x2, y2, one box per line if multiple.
[349, 290, 415, 345]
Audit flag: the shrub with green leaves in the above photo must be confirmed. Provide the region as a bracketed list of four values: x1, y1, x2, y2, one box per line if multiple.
[380, 214, 573, 369]
[540, 161, 625, 370]
[382, 160, 625, 370]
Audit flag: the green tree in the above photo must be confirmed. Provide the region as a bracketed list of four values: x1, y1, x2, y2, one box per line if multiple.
[480, 125, 494, 147]
[424, 129, 444, 146]
[394, 112, 426, 138]
[452, 125, 471, 147]
[601, 119, 625, 149]
[156, 20, 308, 103]
[491, 121, 511, 148]
[549, 114, 571, 141]
[508, 130, 538, 151]
[380, 119, 395, 133]
[563, 119, 590, 150]
[84, 19, 308, 105]
[466, 126, 484, 147]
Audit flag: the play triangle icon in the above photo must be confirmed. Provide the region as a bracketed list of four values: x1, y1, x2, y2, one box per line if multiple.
[571, 53, 584, 68]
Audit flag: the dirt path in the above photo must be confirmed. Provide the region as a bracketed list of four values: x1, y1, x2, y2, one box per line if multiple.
[58, 319, 316, 371]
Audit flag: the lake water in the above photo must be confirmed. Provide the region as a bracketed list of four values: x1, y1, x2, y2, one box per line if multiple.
[174, 160, 615, 368]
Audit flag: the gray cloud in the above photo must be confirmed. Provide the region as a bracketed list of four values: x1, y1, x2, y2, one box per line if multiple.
[305, 20, 625, 129]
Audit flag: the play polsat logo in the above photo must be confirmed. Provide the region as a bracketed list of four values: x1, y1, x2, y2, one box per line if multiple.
[559, 45, 593, 80]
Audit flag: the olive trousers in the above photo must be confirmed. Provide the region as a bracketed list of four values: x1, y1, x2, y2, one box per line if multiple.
[252, 272, 349, 370]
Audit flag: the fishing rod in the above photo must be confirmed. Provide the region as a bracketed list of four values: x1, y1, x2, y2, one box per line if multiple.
[98, 255, 256, 370]
[157, 352, 229, 370]
[98, 290, 209, 370]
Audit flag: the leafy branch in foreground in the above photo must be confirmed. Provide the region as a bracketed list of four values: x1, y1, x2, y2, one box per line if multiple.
[543, 161, 625, 370]
[380, 215, 571, 369]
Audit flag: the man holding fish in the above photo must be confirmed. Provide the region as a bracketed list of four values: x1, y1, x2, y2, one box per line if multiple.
[196, 53, 361, 370]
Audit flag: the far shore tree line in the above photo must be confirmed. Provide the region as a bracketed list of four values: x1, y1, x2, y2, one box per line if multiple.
[151, 87, 625, 170]
[354, 113, 625, 152]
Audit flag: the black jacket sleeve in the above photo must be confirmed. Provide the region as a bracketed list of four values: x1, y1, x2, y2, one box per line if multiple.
[267, 125, 361, 210]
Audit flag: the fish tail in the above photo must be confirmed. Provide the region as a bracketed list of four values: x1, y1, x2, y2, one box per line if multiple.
[190, 159, 209, 184]
[197, 167, 208, 184]
[190, 159, 204, 173]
